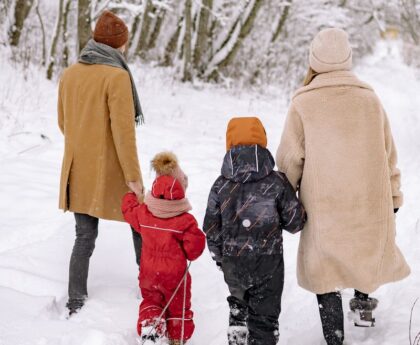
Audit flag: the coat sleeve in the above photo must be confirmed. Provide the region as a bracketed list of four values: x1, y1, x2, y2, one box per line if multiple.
[276, 173, 307, 234]
[383, 111, 403, 208]
[203, 180, 223, 262]
[121, 192, 141, 232]
[107, 71, 143, 184]
[58, 78, 64, 134]
[181, 215, 206, 261]
[276, 102, 305, 190]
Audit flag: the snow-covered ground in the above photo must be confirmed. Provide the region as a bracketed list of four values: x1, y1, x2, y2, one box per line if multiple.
[0, 41, 419, 345]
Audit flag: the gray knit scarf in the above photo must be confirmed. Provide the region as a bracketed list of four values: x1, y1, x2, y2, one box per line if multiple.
[79, 39, 144, 125]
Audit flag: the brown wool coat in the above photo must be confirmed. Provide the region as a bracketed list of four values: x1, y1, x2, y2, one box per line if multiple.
[58, 63, 142, 221]
[276, 70, 410, 294]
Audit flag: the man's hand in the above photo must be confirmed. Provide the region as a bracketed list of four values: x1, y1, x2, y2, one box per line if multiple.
[127, 181, 144, 202]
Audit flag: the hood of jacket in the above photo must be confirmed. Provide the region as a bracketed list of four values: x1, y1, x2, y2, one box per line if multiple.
[221, 145, 275, 183]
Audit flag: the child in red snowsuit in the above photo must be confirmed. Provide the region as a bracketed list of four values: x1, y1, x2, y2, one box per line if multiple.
[122, 152, 205, 344]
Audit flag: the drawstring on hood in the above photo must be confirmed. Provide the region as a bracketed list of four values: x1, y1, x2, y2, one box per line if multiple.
[222, 145, 275, 183]
[223, 116, 273, 183]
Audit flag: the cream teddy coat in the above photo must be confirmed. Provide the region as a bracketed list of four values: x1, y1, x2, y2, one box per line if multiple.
[276, 70, 410, 294]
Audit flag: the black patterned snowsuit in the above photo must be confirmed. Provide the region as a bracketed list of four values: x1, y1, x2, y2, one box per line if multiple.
[203, 145, 307, 345]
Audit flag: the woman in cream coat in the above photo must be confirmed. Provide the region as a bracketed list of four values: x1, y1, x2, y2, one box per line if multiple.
[276, 28, 410, 345]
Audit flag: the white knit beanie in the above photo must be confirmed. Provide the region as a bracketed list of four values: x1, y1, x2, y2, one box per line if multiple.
[309, 28, 352, 73]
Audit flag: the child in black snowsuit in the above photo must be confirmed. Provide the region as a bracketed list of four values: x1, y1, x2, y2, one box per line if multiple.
[203, 117, 307, 345]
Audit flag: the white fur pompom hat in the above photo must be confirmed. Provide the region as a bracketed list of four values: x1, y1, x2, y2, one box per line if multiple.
[309, 28, 352, 73]
[151, 152, 188, 191]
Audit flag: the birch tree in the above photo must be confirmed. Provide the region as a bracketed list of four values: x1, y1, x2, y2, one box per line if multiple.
[163, 14, 184, 66]
[47, 0, 64, 80]
[400, 0, 420, 45]
[129, 12, 141, 51]
[271, 0, 292, 43]
[205, 0, 264, 80]
[78, 0, 91, 53]
[34, 0, 46, 66]
[62, 0, 72, 67]
[135, 0, 154, 58]
[9, 0, 35, 46]
[400, 0, 420, 68]
[193, 0, 213, 73]
[182, 0, 193, 81]
[147, 4, 167, 50]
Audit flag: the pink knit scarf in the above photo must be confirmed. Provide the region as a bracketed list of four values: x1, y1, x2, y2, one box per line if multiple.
[144, 192, 192, 219]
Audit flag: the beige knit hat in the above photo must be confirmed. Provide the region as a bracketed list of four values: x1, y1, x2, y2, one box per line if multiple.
[309, 28, 352, 73]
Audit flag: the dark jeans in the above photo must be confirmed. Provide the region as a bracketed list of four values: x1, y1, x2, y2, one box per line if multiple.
[317, 290, 369, 345]
[222, 255, 284, 345]
[67, 213, 142, 309]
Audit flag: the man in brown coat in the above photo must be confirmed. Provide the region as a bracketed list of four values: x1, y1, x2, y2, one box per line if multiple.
[58, 11, 144, 315]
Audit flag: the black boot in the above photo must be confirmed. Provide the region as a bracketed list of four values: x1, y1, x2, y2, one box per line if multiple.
[317, 292, 344, 345]
[66, 297, 85, 317]
[350, 296, 378, 327]
[227, 296, 248, 345]
[227, 325, 248, 345]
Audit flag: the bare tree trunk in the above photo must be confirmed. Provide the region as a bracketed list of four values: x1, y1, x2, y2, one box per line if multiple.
[47, 0, 64, 80]
[206, 0, 263, 79]
[62, 0, 72, 67]
[401, 0, 420, 45]
[162, 15, 184, 66]
[129, 13, 141, 51]
[147, 8, 166, 50]
[35, 0, 46, 66]
[271, 0, 291, 43]
[208, 17, 217, 59]
[9, 0, 34, 46]
[213, 2, 247, 59]
[0, 1, 11, 22]
[182, 0, 193, 81]
[78, 0, 91, 53]
[135, 0, 154, 58]
[248, 1, 291, 85]
[193, 0, 212, 72]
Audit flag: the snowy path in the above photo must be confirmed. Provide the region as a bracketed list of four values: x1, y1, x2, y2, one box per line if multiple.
[1, 42, 419, 345]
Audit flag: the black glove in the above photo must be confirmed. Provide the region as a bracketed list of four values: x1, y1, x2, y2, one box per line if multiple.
[394, 208, 399, 214]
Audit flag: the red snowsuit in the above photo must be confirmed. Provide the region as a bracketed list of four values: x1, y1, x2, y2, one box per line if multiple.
[122, 176, 205, 342]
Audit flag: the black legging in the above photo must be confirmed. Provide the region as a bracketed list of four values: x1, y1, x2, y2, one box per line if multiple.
[316, 290, 369, 345]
